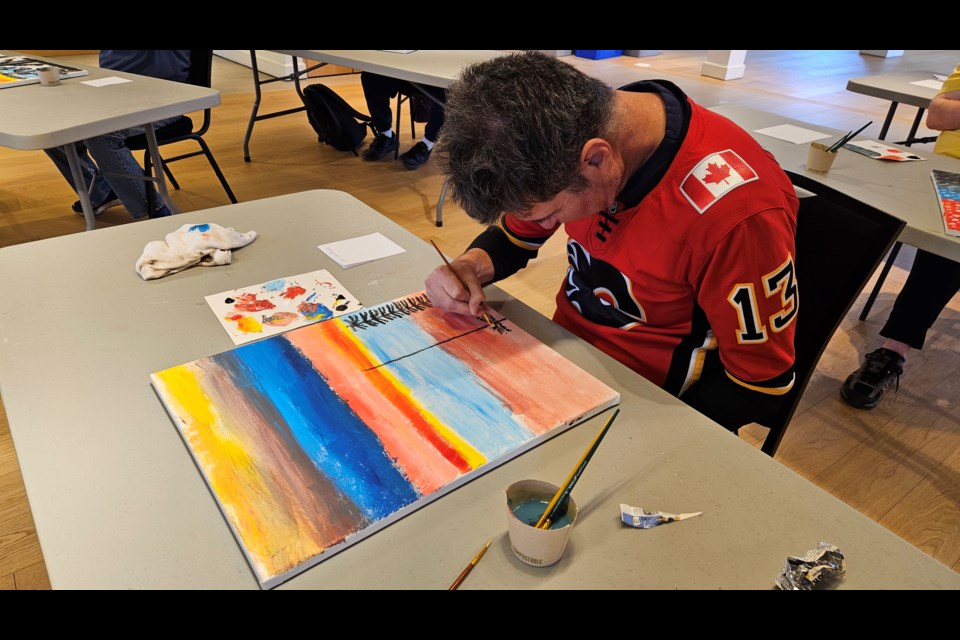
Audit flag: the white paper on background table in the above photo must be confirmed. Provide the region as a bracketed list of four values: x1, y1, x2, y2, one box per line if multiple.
[318, 232, 406, 268]
[909, 79, 944, 91]
[81, 76, 132, 87]
[754, 124, 832, 144]
[205, 269, 362, 345]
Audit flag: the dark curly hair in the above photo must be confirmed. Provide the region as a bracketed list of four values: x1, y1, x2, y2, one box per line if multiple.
[435, 51, 614, 225]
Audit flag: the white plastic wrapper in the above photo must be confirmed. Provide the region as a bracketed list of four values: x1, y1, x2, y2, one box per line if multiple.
[620, 504, 702, 529]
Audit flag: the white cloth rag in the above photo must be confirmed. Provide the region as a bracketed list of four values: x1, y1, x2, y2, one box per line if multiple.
[136, 222, 257, 280]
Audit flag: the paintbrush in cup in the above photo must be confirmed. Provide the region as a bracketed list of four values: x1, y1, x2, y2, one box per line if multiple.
[828, 121, 872, 153]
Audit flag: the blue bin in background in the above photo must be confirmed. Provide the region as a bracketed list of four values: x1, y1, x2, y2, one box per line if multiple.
[573, 50, 623, 60]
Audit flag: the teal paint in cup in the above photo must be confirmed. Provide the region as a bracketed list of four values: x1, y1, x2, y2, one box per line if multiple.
[505, 479, 578, 567]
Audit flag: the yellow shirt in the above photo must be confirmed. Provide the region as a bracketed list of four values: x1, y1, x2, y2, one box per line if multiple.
[933, 63, 960, 159]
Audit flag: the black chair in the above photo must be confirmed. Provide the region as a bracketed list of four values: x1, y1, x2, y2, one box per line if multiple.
[125, 49, 238, 209]
[755, 170, 905, 456]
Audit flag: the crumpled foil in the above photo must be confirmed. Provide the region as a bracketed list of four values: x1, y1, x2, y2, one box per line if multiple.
[776, 541, 846, 590]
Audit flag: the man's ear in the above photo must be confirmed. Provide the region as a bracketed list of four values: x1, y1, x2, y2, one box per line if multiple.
[581, 138, 612, 169]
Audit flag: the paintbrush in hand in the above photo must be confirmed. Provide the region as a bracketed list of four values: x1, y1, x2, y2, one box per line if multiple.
[429, 240, 497, 331]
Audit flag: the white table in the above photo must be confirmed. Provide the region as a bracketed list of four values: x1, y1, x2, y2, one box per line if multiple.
[846, 70, 948, 145]
[0, 51, 220, 230]
[1, 189, 957, 589]
[711, 103, 960, 264]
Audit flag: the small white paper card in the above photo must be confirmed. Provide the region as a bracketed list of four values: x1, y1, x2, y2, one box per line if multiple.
[910, 79, 944, 91]
[205, 268, 362, 345]
[82, 76, 132, 87]
[318, 232, 406, 268]
[754, 124, 832, 144]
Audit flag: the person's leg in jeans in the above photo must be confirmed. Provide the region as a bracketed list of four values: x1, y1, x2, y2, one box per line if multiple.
[84, 118, 179, 219]
[360, 72, 401, 161]
[44, 144, 115, 208]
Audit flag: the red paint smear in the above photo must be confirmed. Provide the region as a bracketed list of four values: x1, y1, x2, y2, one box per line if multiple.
[412, 307, 616, 437]
[282, 286, 307, 299]
[287, 323, 468, 493]
[234, 292, 275, 312]
[324, 325, 471, 473]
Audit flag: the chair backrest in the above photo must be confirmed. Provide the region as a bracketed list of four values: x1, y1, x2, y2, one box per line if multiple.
[186, 49, 213, 89]
[186, 49, 214, 133]
[757, 170, 905, 456]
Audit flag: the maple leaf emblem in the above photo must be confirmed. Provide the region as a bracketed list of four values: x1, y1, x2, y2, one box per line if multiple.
[703, 161, 732, 185]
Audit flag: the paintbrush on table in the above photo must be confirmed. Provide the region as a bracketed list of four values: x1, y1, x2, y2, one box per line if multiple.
[429, 240, 498, 331]
[448, 538, 493, 590]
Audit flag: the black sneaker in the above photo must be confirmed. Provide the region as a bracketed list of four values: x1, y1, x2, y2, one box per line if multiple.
[362, 133, 399, 161]
[399, 141, 432, 170]
[72, 191, 121, 217]
[148, 204, 172, 219]
[840, 347, 905, 409]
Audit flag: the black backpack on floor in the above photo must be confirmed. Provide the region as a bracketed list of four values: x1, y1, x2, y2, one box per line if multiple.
[301, 84, 375, 154]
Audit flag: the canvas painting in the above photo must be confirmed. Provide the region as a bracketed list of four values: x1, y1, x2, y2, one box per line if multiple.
[205, 269, 362, 345]
[152, 292, 620, 588]
[932, 169, 960, 238]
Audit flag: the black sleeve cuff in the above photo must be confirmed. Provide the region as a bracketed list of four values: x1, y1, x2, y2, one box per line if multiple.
[467, 226, 539, 283]
[679, 370, 785, 433]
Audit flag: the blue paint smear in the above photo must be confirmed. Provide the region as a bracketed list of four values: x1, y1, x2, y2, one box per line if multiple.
[263, 279, 286, 292]
[188, 223, 211, 232]
[361, 317, 532, 459]
[213, 338, 419, 521]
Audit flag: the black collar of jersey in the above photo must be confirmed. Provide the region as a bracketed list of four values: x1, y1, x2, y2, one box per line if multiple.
[615, 80, 691, 209]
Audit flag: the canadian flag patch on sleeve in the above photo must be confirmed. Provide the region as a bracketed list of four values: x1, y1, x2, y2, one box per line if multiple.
[680, 149, 758, 214]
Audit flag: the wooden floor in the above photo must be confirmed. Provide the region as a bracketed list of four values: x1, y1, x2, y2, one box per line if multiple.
[2, 50, 959, 589]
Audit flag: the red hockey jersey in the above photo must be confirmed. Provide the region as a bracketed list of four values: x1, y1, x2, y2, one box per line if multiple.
[503, 100, 799, 397]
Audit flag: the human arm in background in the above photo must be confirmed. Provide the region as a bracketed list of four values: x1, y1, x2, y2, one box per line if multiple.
[925, 85, 960, 132]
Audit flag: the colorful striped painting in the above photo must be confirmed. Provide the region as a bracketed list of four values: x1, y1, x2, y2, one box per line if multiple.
[932, 169, 960, 237]
[151, 292, 620, 588]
